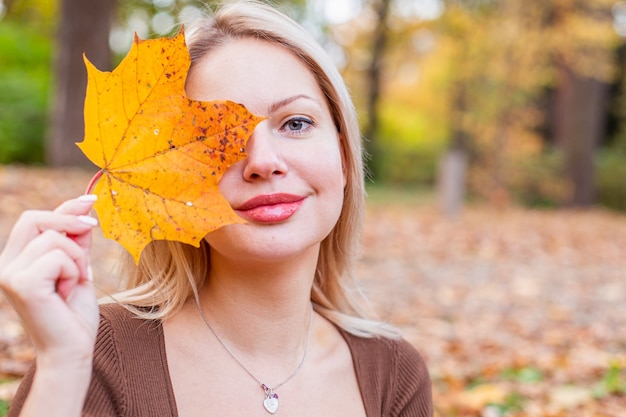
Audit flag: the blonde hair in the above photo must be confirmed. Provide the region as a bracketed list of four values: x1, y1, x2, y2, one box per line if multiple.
[107, 0, 397, 338]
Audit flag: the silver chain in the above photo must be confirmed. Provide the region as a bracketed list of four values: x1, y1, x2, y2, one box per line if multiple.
[195, 299, 314, 391]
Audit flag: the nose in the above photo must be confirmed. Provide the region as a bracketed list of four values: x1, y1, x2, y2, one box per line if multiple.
[242, 124, 288, 181]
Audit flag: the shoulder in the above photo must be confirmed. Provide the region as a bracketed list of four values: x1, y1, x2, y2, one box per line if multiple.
[95, 303, 164, 372]
[341, 331, 430, 381]
[87, 303, 173, 416]
[97, 303, 164, 345]
[88, 303, 156, 415]
[341, 332, 433, 417]
[98, 303, 156, 330]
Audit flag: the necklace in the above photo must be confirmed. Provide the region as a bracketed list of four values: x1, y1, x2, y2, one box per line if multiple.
[195, 300, 314, 414]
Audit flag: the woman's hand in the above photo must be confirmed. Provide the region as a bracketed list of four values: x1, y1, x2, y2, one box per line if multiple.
[0, 195, 100, 367]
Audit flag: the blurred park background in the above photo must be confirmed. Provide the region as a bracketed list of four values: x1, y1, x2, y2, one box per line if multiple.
[2, 0, 626, 211]
[1, 0, 626, 416]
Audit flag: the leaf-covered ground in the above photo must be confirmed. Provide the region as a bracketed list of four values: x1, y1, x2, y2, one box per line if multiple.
[1, 166, 625, 416]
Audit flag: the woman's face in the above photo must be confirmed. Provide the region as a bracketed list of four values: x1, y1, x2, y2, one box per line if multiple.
[185, 38, 346, 264]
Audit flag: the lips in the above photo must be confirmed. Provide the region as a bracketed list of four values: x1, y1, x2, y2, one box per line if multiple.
[235, 193, 306, 223]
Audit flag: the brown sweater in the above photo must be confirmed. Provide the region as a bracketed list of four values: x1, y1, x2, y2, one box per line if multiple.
[9, 304, 433, 417]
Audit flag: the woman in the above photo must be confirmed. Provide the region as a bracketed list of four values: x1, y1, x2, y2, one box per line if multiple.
[0, 1, 432, 416]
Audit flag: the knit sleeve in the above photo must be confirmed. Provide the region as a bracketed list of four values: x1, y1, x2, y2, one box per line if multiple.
[342, 330, 433, 417]
[82, 310, 128, 416]
[5, 310, 128, 417]
[390, 339, 433, 417]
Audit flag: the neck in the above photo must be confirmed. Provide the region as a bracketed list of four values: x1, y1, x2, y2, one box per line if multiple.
[194, 247, 318, 361]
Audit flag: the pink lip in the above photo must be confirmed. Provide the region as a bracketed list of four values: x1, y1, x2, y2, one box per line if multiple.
[236, 193, 306, 223]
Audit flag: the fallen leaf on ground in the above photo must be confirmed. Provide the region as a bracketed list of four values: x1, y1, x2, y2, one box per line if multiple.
[455, 383, 509, 410]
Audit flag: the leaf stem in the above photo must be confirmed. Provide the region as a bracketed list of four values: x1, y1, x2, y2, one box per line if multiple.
[85, 170, 103, 194]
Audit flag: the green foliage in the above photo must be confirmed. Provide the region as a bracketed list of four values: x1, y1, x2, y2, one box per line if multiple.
[500, 366, 544, 383]
[375, 102, 447, 185]
[487, 392, 526, 414]
[0, 22, 51, 164]
[0, 399, 7, 417]
[596, 149, 626, 212]
[593, 361, 626, 397]
[1, 0, 58, 33]
[509, 150, 568, 208]
[374, 143, 443, 186]
[505, 148, 626, 212]
[365, 183, 434, 206]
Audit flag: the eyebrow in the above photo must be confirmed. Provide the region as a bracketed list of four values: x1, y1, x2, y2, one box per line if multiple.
[267, 94, 321, 114]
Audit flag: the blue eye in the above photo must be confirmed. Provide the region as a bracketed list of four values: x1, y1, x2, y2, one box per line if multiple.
[281, 117, 314, 134]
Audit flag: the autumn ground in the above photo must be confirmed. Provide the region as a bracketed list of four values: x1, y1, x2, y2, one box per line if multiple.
[0, 165, 625, 416]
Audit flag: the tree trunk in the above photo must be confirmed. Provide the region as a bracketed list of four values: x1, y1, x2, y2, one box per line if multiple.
[47, 0, 116, 167]
[363, 0, 392, 180]
[553, 64, 609, 206]
[438, 82, 469, 218]
[438, 147, 468, 218]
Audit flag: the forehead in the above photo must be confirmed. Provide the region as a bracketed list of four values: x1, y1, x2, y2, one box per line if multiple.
[185, 37, 324, 113]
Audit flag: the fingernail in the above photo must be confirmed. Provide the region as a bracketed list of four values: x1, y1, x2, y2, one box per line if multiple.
[87, 265, 94, 282]
[78, 215, 99, 227]
[78, 194, 98, 202]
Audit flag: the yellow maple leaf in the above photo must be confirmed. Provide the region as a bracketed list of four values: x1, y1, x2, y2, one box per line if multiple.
[77, 31, 264, 263]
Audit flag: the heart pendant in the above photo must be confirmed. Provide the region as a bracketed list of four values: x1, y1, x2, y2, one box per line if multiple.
[263, 396, 279, 414]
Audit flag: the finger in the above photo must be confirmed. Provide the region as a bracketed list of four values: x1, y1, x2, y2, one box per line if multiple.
[1, 247, 81, 306]
[65, 279, 99, 336]
[55, 195, 99, 256]
[50, 249, 83, 301]
[1, 210, 97, 264]
[67, 216, 96, 259]
[8, 230, 89, 287]
[57, 267, 82, 300]
[10, 250, 82, 348]
[54, 194, 98, 216]
[1, 196, 98, 261]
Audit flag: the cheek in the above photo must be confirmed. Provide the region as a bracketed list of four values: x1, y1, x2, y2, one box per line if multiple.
[327, 142, 346, 183]
[312, 149, 346, 215]
[305, 144, 344, 188]
[216, 162, 244, 201]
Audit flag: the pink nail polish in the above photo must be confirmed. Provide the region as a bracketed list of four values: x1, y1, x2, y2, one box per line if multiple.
[78, 215, 98, 227]
[78, 194, 98, 202]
